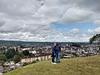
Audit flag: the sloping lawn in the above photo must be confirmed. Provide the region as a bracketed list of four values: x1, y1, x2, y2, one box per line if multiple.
[4, 55, 100, 75]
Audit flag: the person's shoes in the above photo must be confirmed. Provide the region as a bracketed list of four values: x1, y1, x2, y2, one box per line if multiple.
[52, 62, 57, 64]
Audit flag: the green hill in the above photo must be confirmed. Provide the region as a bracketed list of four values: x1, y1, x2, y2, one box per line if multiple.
[4, 55, 100, 75]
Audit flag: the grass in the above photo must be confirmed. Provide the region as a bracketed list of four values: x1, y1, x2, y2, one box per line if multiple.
[4, 55, 100, 75]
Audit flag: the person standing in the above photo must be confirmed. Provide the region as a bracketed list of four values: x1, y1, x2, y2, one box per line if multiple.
[52, 43, 61, 64]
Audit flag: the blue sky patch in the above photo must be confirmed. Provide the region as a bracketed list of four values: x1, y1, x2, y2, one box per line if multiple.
[50, 22, 96, 33]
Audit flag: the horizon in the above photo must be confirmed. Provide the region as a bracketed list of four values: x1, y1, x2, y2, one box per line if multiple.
[0, 39, 89, 43]
[0, 0, 100, 42]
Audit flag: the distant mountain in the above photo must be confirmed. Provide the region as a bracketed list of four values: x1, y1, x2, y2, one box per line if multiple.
[0, 40, 52, 47]
[0, 40, 89, 47]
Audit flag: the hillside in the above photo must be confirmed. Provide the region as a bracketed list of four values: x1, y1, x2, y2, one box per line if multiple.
[4, 55, 100, 75]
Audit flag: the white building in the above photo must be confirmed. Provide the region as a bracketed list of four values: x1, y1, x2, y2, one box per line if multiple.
[21, 55, 51, 63]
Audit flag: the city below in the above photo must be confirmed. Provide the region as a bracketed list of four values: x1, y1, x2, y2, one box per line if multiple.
[0, 39, 100, 74]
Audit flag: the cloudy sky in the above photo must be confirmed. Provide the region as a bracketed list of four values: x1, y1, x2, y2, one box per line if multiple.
[0, 0, 100, 42]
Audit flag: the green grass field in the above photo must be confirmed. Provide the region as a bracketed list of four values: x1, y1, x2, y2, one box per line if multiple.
[4, 55, 100, 75]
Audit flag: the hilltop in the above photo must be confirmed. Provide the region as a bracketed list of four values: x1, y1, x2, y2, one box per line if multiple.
[4, 55, 100, 75]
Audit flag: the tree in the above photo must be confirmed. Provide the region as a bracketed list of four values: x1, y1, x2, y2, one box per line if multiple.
[90, 35, 96, 44]
[13, 55, 21, 63]
[5, 48, 16, 60]
[22, 50, 29, 56]
[0, 53, 7, 65]
[89, 34, 100, 44]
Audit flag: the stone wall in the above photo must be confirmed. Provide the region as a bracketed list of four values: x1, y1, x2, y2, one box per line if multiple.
[21, 55, 51, 63]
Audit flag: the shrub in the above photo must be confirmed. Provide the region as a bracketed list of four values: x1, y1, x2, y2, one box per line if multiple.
[23, 63, 29, 66]
[32, 61, 37, 63]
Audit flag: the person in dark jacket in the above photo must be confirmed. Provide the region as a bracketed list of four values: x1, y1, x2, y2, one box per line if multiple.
[52, 43, 61, 64]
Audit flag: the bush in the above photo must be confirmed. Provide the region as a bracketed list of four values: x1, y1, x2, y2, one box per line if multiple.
[13, 55, 21, 63]
[72, 53, 79, 57]
[23, 63, 30, 66]
[32, 61, 37, 63]
[0, 53, 7, 65]
[5, 48, 16, 60]
[36, 59, 39, 62]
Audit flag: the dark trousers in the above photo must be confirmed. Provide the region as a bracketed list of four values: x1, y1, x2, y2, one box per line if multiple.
[52, 53, 55, 63]
[52, 52, 60, 63]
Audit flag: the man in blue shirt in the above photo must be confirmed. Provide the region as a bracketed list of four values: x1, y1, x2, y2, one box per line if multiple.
[52, 43, 61, 64]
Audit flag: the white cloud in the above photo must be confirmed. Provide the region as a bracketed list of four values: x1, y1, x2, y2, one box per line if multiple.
[88, 27, 100, 34]
[70, 28, 80, 33]
[0, 0, 100, 42]
[94, 27, 100, 33]
[94, 20, 100, 26]
[61, 7, 93, 23]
